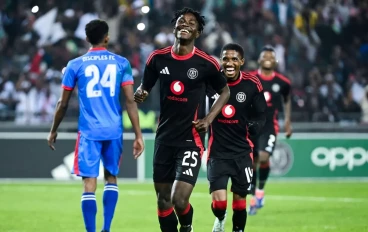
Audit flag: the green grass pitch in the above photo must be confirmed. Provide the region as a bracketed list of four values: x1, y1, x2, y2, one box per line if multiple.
[0, 181, 367, 232]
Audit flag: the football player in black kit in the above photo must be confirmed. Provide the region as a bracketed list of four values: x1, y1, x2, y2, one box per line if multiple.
[207, 43, 267, 232]
[134, 7, 230, 232]
[248, 46, 292, 215]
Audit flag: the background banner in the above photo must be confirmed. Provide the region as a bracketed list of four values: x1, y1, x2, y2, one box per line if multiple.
[0, 133, 137, 179]
[143, 133, 368, 179]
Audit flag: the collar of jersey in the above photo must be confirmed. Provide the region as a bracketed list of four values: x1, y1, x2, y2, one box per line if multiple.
[227, 71, 243, 86]
[88, 47, 107, 52]
[171, 46, 196, 60]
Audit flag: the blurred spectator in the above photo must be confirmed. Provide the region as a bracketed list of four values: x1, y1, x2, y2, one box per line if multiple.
[361, 86, 368, 123]
[293, 4, 320, 62]
[0, 0, 367, 126]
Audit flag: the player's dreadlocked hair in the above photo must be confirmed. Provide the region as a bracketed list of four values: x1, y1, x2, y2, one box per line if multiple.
[85, 19, 109, 45]
[171, 7, 206, 33]
[221, 43, 244, 59]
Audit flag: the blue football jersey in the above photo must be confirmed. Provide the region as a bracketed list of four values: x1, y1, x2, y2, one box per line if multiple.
[62, 47, 134, 140]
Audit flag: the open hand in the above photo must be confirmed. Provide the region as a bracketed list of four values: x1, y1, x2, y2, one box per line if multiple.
[133, 137, 144, 159]
[47, 131, 58, 150]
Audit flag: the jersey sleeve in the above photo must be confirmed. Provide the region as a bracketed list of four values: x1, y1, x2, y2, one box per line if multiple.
[247, 89, 267, 136]
[121, 60, 134, 86]
[207, 63, 227, 94]
[281, 80, 291, 100]
[142, 53, 159, 92]
[61, 61, 77, 90]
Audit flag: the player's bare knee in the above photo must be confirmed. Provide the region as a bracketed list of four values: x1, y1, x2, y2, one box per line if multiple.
[233, 193, 246, 201]
[82, 177, 97, 192]
[171, 181, 192, 212]
[171, 195, 189, 213]
[155, 183, 173, 210]
[259, 151, 270, 163]
[211, 190, 227, 201]
[104, 169, 117, 184]
[157, 194, 172, 210]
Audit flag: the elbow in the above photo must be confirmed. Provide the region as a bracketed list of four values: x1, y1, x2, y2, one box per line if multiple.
[125, 98, 136, 107]
[58, 100, 68, 110]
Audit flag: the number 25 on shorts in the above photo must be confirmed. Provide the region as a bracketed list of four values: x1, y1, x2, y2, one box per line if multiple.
[182, 151, 199, 167]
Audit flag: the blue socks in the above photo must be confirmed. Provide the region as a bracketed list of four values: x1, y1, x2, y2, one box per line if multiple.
[81, 192, 97, 232]
[102, 184, 119, 231]
[81, 184, 118, 232]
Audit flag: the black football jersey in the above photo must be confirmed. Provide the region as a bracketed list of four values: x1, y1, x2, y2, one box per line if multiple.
[207, 72, 267, 159]
[249, 70, 291, 133]
[142, 46, 227, 148]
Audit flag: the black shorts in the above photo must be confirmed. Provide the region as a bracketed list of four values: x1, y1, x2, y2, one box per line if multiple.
[207, 154, 253, 198]
[252, 124, 277, 157]
[153, 142, 203, 186]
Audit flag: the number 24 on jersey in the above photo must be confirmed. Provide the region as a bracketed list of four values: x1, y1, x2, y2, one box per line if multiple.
[85, 64, 117, 98]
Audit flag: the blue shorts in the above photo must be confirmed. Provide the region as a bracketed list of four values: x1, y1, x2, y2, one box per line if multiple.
[72, 132, 123, 178]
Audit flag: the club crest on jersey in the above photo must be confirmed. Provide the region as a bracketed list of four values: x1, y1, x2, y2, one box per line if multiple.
[170, 81, 184, 95]
[272, 83, 280, 92]
[236, 92, 246, 102]
[187, 68, 198, 79]
[222, 104, 236, 118]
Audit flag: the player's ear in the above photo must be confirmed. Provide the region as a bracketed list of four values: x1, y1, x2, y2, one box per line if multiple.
[105, 35, 110, 44]
[240, 58, 245, 66]
[195, 31, 200, 39]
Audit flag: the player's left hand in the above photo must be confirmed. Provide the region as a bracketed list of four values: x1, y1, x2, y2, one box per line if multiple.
[285, 120, 292, 139]
[192, 119, 210, 133]
[133, 137, 144, 159]
[47, 131, 58, 150]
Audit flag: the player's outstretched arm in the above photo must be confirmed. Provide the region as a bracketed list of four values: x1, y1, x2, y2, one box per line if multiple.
[123, 84, 144, 159]
[193, 85, 230, 133]
[47, 89, 73, 150]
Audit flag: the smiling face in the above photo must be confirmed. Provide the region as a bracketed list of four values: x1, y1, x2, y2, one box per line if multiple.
[259, 51, 276, 70]
[221, 50, 245, 79]
[173, 13, 200, 41]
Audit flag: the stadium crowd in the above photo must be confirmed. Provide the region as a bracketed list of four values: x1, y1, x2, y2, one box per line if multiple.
[0, 0, 367, 125]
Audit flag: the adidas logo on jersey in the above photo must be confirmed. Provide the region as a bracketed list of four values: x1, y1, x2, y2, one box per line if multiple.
[160, 67, 170, 75]
[182, 168, 193, 176]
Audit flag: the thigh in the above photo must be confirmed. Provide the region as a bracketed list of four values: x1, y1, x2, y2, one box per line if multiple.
[207, 158, 230, 194]
[73, 133, 102, 178]
[257, 127, 277, 155]
[101, 136, 123, 176]
[230, 154, 254, 198]
[175, 147, 202, 186]
[153, 142, 176, 183]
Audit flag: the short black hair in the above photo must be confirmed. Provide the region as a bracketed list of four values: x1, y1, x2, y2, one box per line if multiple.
[85, 19, 109, 45]
[171, 7, 205, 33]
[261, 45, 276, 53]
[221, 43, 244, 59]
